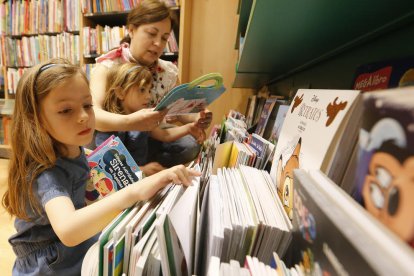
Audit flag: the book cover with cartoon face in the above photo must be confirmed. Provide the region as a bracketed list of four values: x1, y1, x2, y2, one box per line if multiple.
[270, 89, 361, 219]
[353, 87, 414, 248]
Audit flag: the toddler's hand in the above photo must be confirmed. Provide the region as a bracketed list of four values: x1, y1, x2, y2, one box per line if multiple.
[196, 109, 213, 129]
[188, 123, 206, 144]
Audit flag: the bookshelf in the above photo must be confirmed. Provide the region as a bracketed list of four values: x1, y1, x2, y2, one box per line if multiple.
[0, 0, 191, 155]
[233, 0, 414, 91]
[0, 0, 81, 156]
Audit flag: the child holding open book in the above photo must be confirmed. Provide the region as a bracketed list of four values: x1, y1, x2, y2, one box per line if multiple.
[95, 63, 206, 176]
[2, 58, 200, 275]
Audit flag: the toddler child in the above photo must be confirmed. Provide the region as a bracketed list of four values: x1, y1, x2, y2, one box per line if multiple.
[95, 63, 206, 176]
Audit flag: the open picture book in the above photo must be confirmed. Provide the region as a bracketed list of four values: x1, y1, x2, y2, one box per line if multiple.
[154, 72, 226, 116]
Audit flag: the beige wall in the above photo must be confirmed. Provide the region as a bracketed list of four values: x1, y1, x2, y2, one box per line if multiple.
[183, 0, 255, 129]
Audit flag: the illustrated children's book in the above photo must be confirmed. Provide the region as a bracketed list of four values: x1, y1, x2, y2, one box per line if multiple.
[353, 87, 414, 248]
[262, 100, 289, 141]
[254, 96, 279, 137]
[291, 169, 414, 276]
[268, 103, 289, 145]
[269, 89, 362, 219]
[352, 57, 414, 92]
[85, 135, 141, 204]
[154, 72, 226, 116]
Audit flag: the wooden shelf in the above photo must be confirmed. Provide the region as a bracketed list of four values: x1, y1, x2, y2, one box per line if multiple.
[0, 144, 10, 159]
[83, 11, 129, 26]
[6, 31, 79, 38]
[0, 99, 14, 116]
[234, 0, 414, 89]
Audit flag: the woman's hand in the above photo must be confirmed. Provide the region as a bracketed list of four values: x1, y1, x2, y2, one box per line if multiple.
[128, 108, 168, 131]
[196, 109, 213, 130]
[165, 115, 179, 124]
[140, 162, 165, 176]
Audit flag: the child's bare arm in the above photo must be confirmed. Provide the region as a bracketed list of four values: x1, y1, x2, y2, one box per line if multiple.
[44, 165, 200, 247]
[150, 122, 206, 143]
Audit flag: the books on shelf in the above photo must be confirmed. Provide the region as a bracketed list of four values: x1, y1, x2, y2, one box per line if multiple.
[352, 57, 414, 92]
[291, 169, 414, 275]
[267, 103, 289, 145]
[85, 135, 142, 204]
[196, 166, 292, 275]
[155, 73, 226, 116]
[353, 86, 414, 248]
[261, 100, 289, 141]
[270, 88, 362, 219]
[1, 1, 80, 35]
[81, 0, 179, 14]
[82, 163, 201, 276]
[254, 96, 279, 137]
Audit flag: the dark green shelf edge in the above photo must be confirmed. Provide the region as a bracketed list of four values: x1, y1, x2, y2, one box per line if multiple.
[233, 72, 271, 89]
[267, 21, 414, 96]
[234, 1, 414, 90]
[233, 24, 414, 91]
[233, 19, 414, 92]
[235, 0, 253, 50]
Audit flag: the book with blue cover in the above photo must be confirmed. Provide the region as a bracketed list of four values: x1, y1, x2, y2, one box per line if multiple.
[154, 73, 226, 115]
[85, 135, 141, 204]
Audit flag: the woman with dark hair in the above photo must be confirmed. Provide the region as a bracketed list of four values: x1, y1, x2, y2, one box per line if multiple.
[90, 0, 212, 169]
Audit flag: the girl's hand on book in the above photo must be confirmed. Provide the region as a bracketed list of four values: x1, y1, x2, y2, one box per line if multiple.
[140, 162, 165, 176]
[158, 165, 201, 187]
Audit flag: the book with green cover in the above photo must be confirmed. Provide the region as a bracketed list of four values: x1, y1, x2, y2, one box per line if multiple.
[154, 73, 226, 115]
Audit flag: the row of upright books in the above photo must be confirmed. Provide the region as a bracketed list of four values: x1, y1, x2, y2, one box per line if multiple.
[81, 162, 296, 276]
[1, 33, 80, 67]
[0, 0, 80, 35]
[83, 25, 128, 57]
[82, 25, 178, 58]
[204, 83, 414, 274]
[81, 0, 179, 14]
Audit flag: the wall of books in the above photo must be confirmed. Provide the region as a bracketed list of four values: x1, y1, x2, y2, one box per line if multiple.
[0, 0, 182, 152]
[0, 0, 81, 154]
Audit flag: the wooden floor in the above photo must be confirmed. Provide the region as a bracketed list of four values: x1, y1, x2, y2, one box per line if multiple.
[0, 158, 15, 275]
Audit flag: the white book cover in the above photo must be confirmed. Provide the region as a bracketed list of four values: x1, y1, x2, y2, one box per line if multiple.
[270, 89, 361, 218]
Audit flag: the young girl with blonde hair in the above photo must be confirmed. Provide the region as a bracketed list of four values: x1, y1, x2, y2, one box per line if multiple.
[2, 58, 199, 275]
[95, 63, 206, 176]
